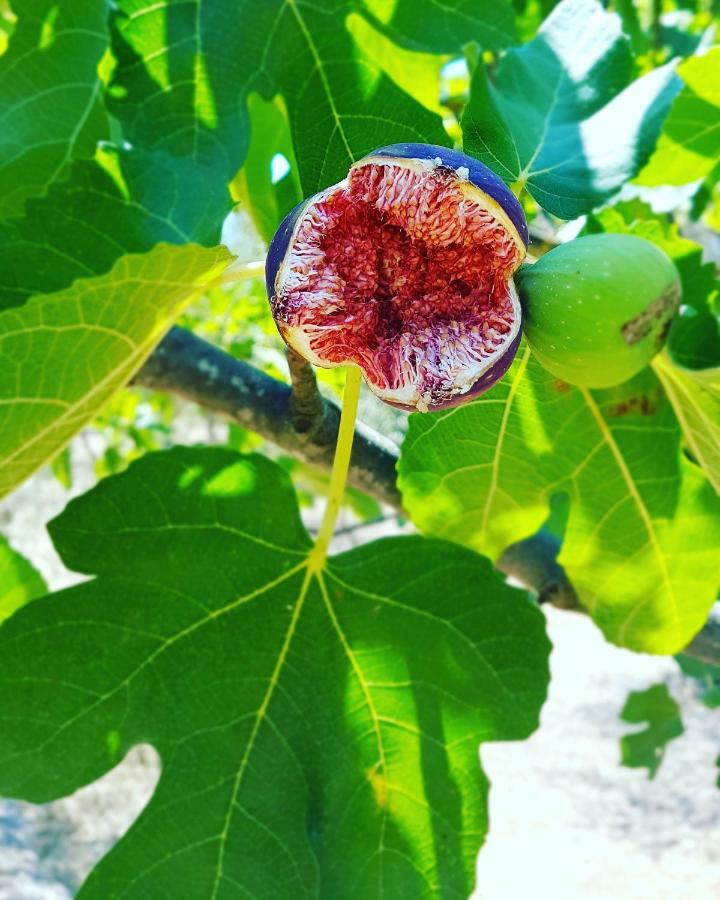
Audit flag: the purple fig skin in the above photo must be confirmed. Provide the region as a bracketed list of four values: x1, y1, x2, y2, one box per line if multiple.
[266, 145, 527, 412]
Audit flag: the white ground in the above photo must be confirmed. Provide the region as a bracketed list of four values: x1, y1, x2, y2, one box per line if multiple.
[1, 446, 719, 899]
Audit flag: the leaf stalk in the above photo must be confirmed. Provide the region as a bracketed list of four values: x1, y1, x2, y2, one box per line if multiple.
[307, 366, 362, 572]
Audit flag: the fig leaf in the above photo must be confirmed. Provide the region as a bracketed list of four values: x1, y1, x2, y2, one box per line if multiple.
[462, 0, 681, 218]
[0, 447, 550, 898]
[0, 244, 231, 499]
[399, 350, 720, 653]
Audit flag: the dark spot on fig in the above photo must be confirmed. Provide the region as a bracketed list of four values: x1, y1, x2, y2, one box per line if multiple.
[553, 379, 571, 394]
[621, 281, 681, 346]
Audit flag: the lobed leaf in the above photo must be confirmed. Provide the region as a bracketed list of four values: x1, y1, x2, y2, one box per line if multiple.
[0, 244, 231, 499]
[0, 447, 550, 897]
[462, 0, 681, 218]
[398, 350, 720, 653]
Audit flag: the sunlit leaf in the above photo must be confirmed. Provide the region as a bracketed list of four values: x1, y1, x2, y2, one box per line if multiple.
[638, 48, 720, 187]
[398, 350, 720, 653]
[0, 244, 230, 498]
[0, 447, 550, 896]
[653, 356, 720, 493]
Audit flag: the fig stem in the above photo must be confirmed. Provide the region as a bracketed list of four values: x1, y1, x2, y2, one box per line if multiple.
[307, 366, 362, 573]
[218, 259, 265, 284]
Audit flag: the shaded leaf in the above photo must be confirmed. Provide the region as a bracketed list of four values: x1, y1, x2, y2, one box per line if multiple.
[0, 535, 46, 625]
[0, 146, 230, 309]
[0, 0, 109, 219]
[0, 244, 230, 499]
[638, 48, 720, 187]
[462, 0, 680, 218]
[620, 683, 683, 778]
[107, 0, 456, 198]
[398, 350, 720, 653]
[0, 447, 550, 897]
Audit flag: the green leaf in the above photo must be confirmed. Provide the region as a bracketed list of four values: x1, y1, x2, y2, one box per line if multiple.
[0, 535, 46, 625]
[462, 0, 680, 218]
[398, 349, 720, 653]
[360, 0, 516, 54]
[0, 146, 230, 309]
[638, 48, 720, 187]
[620, 683, 683, 779]
[0, 0, 109, 219]
[108, 0, 453, 198]
[0, 244, 230, 499]
[653, 355, 720, 493]
[0, 447, 550, 897]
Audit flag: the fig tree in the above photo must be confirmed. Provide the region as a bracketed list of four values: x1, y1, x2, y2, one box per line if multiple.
[517, 234, 681, 389]
[266, 144, 528, 412]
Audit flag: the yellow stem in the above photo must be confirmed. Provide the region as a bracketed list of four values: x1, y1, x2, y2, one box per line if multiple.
[307, 366, 362, 573]
[219, 259, 266, 284]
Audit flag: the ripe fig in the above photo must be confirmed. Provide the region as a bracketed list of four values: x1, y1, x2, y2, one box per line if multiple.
[517, 234, 681, 389]
[266, 144, 527, 412]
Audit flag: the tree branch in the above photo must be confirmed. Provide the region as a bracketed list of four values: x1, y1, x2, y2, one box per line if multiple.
[133, 327, 401, 508]
[134, 326, 719, 667]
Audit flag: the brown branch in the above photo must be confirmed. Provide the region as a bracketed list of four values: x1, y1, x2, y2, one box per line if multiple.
[134, 326, 719, 667]
[132, 327, 401, 508]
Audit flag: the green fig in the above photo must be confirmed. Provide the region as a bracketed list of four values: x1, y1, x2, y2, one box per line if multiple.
[517, 234, 681, 388]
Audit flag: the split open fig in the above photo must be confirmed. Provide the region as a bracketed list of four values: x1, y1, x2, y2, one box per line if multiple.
[266, 144, 528, 412]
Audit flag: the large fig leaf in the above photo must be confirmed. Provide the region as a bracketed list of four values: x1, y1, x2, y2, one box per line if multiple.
[0, 0, 109, 220]
[637, 48, 720, 187]
[462, 0, 680, 218]
[108, 0, 507, 197]
[0, 535, 46, 625]
[0, 147, 229, 310]
[398, 350, 720, 653]
[0, 447, 550, 897]
[0, 244, 230, 499]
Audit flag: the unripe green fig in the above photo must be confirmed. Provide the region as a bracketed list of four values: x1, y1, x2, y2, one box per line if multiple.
[516, 234, 681, 388]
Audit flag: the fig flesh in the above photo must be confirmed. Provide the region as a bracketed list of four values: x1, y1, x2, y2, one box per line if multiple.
[517, 234, 681, 389]
[266, 144, 528, 412]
